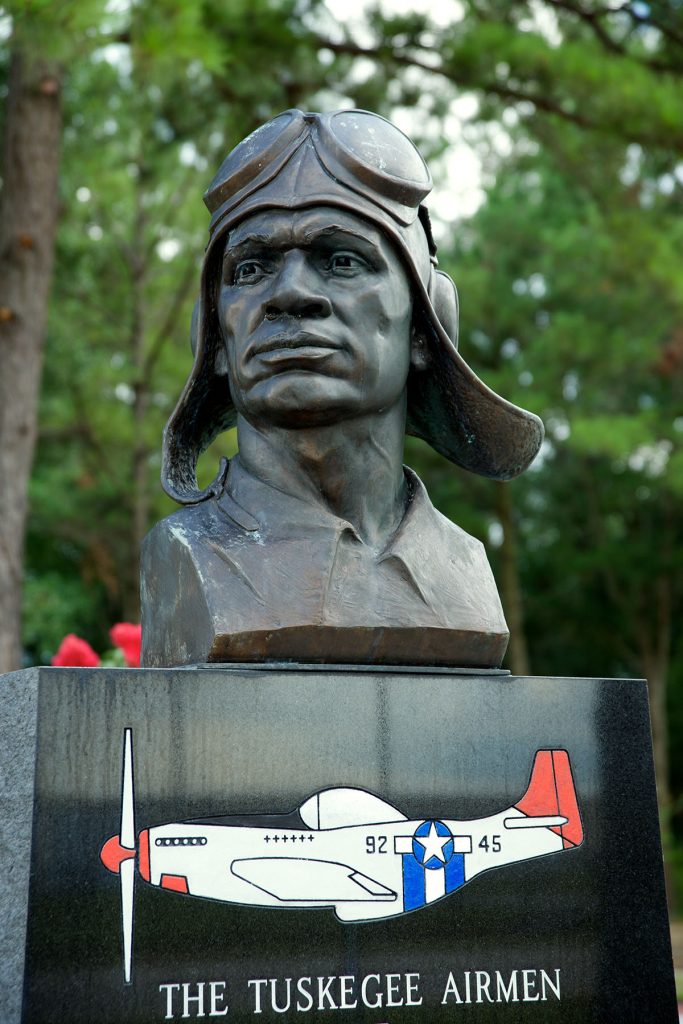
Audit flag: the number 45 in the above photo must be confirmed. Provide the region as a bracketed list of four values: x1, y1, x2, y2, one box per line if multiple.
[478, 835, 501, 853]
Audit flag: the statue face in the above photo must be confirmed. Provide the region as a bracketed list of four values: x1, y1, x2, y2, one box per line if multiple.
[217, 206, 416, 428]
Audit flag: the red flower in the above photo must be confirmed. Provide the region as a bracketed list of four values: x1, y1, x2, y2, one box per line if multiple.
[51, 634, 101, 667]
[110, 622, 142, 667]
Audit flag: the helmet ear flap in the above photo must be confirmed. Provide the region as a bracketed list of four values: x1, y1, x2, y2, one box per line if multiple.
[430, 269, 459, 348]
[191, 295, 228, 375]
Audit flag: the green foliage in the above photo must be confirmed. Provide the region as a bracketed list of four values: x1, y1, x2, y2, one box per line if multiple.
[446, 118, 683, 658]
[130, 0, 224, 72]
[22, 569, 110, 666]
[321, 1, 683, 160]
[4, 0, 119, 60]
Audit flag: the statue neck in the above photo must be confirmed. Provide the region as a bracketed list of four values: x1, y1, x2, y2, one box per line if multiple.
[235, 402, 408, 550]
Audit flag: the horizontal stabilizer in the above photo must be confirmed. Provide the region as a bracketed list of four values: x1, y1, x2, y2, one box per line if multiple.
[504, 815, 568, 830]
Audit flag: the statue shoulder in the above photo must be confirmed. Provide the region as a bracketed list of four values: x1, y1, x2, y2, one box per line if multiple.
[142, 499, 237, 558]
[433, 506, 488, 556]
[409, 472, 488, 559]
[141, 499, 246, 668]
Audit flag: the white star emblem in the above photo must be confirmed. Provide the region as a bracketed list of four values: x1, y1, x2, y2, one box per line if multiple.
[415, 822, 450, 864]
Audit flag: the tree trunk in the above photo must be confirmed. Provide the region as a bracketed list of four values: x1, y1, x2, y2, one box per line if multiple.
[495, 480, 530, 675]
[0, 49, 62, 672]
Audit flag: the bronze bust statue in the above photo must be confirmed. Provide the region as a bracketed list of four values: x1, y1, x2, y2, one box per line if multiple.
[141, 109, 543, 668]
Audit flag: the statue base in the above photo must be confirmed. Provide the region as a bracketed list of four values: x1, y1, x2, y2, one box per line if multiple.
[0, 665, 676, 1023]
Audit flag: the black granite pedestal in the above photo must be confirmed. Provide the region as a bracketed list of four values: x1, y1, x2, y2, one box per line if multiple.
[0, 665, 677, 1023]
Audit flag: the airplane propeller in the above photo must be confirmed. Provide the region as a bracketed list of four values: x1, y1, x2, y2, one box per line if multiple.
[100, 727, 137, 984]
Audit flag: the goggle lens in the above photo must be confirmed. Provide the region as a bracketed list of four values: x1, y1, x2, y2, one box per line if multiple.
[318, 110, 431, 206]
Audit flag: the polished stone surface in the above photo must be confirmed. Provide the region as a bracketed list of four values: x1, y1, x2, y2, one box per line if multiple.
[0, 669, 39, 1024]
[1, 666, 676, 1022]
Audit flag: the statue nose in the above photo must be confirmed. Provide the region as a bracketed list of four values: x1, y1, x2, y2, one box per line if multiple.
[264, 252, 332, 320]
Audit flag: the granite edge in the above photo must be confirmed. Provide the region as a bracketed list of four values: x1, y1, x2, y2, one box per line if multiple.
[0, 668, 39, 1024]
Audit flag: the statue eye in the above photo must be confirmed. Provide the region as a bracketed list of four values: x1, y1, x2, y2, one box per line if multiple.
[234, 260, 265, 284]
[328, 252, 367, 274]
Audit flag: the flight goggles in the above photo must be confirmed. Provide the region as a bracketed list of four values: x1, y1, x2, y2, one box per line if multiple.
[204, 109, 435, 243]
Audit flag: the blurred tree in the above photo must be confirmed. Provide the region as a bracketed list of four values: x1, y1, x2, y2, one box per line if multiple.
[319, 0, 683, 152]
[0, 0, 135, 669]
[0, 8, 64, 671]
[20, 0, 383, 659]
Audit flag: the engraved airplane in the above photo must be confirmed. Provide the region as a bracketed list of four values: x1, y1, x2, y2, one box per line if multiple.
[100, 729, 583, 984]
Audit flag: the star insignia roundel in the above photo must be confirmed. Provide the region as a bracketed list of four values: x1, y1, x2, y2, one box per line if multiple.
[412, 820, 454, 870]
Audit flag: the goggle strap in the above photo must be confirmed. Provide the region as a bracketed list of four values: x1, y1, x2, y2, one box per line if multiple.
[418, 204, 438, 260]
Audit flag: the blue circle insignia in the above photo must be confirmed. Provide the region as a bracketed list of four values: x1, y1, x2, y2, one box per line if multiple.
[412, 820, 454, 870]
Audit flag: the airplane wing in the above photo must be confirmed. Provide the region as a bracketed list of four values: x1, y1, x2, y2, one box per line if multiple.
[231, 857, 397, 903]
[299, 788, 407, 829]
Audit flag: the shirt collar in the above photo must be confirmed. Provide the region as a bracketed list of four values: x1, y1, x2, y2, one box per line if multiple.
[216, 457, 452, 601]
[213, 457, 503, 632]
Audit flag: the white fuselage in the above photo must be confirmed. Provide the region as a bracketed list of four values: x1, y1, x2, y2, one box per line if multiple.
[144, 807, 565, 923]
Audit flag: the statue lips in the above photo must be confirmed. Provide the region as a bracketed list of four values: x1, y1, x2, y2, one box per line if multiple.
[250, 331, 344, 371]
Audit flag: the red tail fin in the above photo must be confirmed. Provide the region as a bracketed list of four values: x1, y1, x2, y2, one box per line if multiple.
[516, 750, 583, 849]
